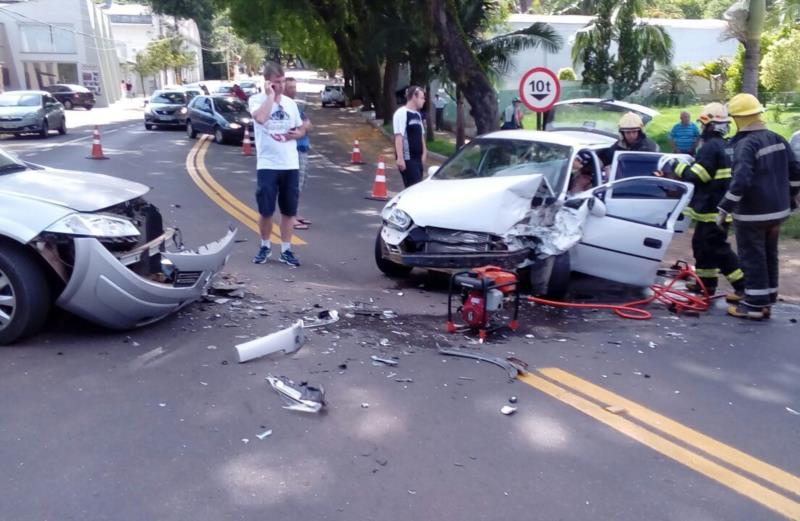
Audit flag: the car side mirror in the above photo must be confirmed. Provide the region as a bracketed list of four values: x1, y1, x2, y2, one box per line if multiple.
[589, 196, 607, 217]
[427, 166, 439, 178]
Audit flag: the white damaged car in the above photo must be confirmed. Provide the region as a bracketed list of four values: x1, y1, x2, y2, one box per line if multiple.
[375, 99, 693, 297]
[0, 148, 236, 344]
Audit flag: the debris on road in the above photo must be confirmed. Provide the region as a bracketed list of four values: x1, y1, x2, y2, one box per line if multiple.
[786, 406, 800, 416]
[266, 375, 326, 413]
[500, 405, 517, 415]
[256, 429, 273, 440]
[302, 309, 339, 329]
[371, 355, 398, 366]
[509, 396, 518, 404]
[437, 345, 523, 381]
[235, 320, 305, 363]
[361, 403, 370, 408]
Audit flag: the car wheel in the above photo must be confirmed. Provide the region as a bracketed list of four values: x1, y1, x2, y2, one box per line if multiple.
[39, 120, 48, 138]
[144, 122, 153, 130]
[186, 120, 197, 139]
[543, 252, 571, 300]
[57, 116, 67, 135]
[374, 229, 412, 277]
[85, 105, 92, 111]
[63, 100, 73, 110]
[0, 242, 51, 345]
[214, 126, 225, 144]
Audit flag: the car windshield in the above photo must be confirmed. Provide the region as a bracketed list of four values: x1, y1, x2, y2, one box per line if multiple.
[546, 102, 648, 136]
[325, 86, 340, 92]
[151, 92, 186, 105]
[0, 148, 27, 174]
[0, 93, 41, 107]
[240, 82, 256, 89]
[434, 138, 572, 190]
[213, 97, 248, 114]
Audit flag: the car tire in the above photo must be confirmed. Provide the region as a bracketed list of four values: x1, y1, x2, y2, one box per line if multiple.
[63, 100, 73, 110]
[57, 117, 67, 135]
[39, 120, 48, 138]
[145, 122, 153, 130]
[214, 126, 225, 145]
[543, 252, 571, 300]
[85, 105, 92, 111]
[0, 242, 51, 345]
[186, 120, 197, 139]
[374, 229, 412, 277]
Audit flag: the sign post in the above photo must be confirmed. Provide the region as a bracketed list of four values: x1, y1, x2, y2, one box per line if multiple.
[518, 67, 560, 130]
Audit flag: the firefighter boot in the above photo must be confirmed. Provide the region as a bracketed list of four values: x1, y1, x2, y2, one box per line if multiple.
[727, 303, 767, 320]
[725, 281, 746, 304]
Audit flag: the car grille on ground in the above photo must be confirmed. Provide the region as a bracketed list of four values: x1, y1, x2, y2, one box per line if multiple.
[174, 271, 202, 287]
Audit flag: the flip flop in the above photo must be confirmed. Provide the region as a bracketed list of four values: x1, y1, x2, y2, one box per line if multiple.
[297, 217, 312, 225]
[293, 222, 309, 230]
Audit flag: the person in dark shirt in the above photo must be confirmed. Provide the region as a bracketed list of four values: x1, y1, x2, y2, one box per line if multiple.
[598, 112, 658, 167]
[392, 85, 427, 188]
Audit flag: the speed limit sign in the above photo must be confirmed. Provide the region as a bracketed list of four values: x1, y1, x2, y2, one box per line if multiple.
[518, 67, 560, 113]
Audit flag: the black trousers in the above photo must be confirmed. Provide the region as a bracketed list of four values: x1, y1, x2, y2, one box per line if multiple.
[400, 159, 423, 188]
[691, 222, 743, 291]
[435, 108, 444, 130]
[734, 220, 781, 308]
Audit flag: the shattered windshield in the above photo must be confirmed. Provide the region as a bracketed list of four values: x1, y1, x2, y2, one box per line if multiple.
[546, 103, 647, 136]
[434, 138, 571, 190]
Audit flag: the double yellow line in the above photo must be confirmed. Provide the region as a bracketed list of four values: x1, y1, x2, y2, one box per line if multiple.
[185, 135, 305, 245]
[520, 369, 800, 519]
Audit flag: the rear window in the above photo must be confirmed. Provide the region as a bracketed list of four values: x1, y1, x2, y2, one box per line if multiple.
[325, 86, 342, 92]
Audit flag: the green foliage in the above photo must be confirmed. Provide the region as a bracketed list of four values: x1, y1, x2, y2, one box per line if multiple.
[558, 67, 576, 80]
[140, 36, 195, 80]
[703, 0, 737, 18]
[688, 57, 730, 97]
[650, 65, 697, 106]
[146, 0, 215, 32]
[725, 27, 791, 96]
[760, 29, 800, 92]
[240, 43, 266, 76]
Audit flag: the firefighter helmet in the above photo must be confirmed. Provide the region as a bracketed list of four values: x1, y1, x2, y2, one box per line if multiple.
[618, 112, 644, 131]
[727, 93, 765, 117]
[697, 102, 730, 124]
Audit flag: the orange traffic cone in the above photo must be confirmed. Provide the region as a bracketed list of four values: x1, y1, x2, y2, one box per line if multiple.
[366, 155, 388, 201]
[86, 125, 108, 160]
[351, 139, 364, 164]
[242, 127, 253, 156]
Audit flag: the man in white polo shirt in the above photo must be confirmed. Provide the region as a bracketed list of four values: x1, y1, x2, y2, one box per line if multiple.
[249, 62, 305, 267]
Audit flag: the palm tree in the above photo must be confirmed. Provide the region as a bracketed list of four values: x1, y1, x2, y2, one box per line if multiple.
[650, 66, 696, 107]
[723, 0, 765, 95]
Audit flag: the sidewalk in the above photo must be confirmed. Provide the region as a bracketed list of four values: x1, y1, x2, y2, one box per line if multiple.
[64, 97, 144, 131]
[325, 104, 800, 303]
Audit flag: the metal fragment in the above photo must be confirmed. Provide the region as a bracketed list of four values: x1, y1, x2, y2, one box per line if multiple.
[265, 375, 325, 413]
[436, 346, 520, 380]
[370, 355, 398, 366]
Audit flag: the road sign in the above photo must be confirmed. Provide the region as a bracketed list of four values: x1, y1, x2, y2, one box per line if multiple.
[518, 67, 560, 113]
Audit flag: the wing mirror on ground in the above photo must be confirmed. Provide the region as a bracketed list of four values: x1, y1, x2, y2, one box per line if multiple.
[427, 165, 439, 178]
[589, 196, 607, 217]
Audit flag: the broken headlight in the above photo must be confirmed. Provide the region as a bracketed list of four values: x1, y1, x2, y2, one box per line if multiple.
[45, 213, 141, 238]
[383, 206, 412, 231]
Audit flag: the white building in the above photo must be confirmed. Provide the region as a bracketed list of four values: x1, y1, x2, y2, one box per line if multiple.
[0, 0, 123, 107]
[501, 15, 738, 94]
[103, 2, 203, 96]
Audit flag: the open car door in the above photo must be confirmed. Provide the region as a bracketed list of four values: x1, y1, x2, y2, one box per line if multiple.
[607, 151, 693, 233]
[570, 176, 693, 287]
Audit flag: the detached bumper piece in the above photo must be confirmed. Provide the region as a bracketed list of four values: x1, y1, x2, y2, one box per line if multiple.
[56, 228, 237, 329]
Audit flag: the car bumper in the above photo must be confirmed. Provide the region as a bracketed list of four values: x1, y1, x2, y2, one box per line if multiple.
[145, 114, 188, 126]
[384, 248, 529, 269]
[56, 227, 237, 329]
[222, 124, 254, 140]
[0, 122, 44, 133]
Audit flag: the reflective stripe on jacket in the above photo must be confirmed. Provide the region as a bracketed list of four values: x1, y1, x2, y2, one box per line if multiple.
[719, 127, 800, 222]
[674, 134, 732, 222]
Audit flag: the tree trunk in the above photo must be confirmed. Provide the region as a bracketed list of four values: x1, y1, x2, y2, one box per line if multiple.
[382, 57, 400, 124]
[455, 87, 465, 148]
[430, 0, 498, 136]
[425, 82, 435, 142]
[742, 37, 761, 96]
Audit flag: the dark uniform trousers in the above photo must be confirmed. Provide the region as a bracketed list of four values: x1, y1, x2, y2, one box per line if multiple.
[692, 222, 742, 291]
[734, 220, 781, 308]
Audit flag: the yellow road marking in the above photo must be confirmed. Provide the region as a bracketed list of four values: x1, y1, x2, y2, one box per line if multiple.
[541, 367, 800, 498]
[518, 371, 800, 520]
[185, 136, 305, 245]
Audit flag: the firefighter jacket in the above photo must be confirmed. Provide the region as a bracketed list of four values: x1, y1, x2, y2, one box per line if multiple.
[718, 125, 800, 222]
[673, 133, 731, 222]
[598, 132, 659, 166]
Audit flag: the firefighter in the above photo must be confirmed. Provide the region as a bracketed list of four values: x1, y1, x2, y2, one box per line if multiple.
[659, 103, 745, 300]
[599, 112, 658, 167]
[718, 93, 800, 319]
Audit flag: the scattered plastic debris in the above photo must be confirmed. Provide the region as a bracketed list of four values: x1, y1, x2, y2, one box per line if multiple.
[361, 403, 370, 408]
[395, 378, 414, 383]
[509, 396, 518, 404]
[500, 405, 517, 415]
[256, 429, 273, 440]
[266, 375, 326, 413]
[786, 407, 800, 416]
[379, 338, 390, 346]
[371, 355, 398, 366]
[302, 309, 339, 329]
[437, 345, 522, 381]
[236, 320, 305, 363]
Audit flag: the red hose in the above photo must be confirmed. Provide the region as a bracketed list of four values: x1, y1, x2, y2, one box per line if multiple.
[527, 263, 711, 320]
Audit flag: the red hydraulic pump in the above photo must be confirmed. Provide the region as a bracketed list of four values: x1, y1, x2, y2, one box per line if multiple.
[446, 266, 520, 341]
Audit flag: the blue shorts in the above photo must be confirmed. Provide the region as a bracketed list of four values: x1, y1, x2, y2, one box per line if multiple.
[256, 169, 299, 217]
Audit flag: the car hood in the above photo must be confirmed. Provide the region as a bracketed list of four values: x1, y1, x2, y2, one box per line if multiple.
[0, 106, 40, 117]
[0, 167, 149, 212]
[392, 175, 544, 234]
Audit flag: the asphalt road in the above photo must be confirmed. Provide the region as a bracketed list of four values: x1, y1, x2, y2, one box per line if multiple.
[1, 81, 799, 521]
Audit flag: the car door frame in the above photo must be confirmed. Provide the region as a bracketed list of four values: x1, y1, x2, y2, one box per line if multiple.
[42, 94, 61, 127]
[569, 176, 693, 287]
[195, 97, 214, 133]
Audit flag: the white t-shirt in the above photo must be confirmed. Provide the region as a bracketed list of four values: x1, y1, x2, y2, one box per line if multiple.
[248, 93, 303, 170]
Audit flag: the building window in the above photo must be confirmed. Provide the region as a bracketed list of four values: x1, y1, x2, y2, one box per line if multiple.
[19, 24, 76, 54]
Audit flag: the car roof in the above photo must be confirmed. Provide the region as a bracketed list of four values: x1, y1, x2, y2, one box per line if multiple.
[1, 90, 45, 96]
[552, 98, 659, 118]
[479, 129, 611, 147]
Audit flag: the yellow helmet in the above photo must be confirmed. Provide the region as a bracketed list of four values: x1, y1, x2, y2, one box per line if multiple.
[698, 102, 729, 124]
[619, 112, 644, 130]
[727, 93, 765, 117]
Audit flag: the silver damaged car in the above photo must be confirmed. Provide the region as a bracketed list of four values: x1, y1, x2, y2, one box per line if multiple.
[0, 148, 237, 344]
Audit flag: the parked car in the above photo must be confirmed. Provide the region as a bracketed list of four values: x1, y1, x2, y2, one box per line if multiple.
[239, 80, 259, 97]
[321, 85, 347, 107]
[375, 99, 693, 298]
[0, 90, 66, 138]
[42, 84, 95, 110]
[144, 90, 189, 130]
[185, 95, 254, 144]
[0, 147, 236, 344]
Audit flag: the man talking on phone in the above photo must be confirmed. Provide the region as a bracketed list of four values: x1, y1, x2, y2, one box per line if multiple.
[249, 62, 306, 267]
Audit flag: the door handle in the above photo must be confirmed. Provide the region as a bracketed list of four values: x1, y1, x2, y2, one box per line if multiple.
[643, 238, 662, 249]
